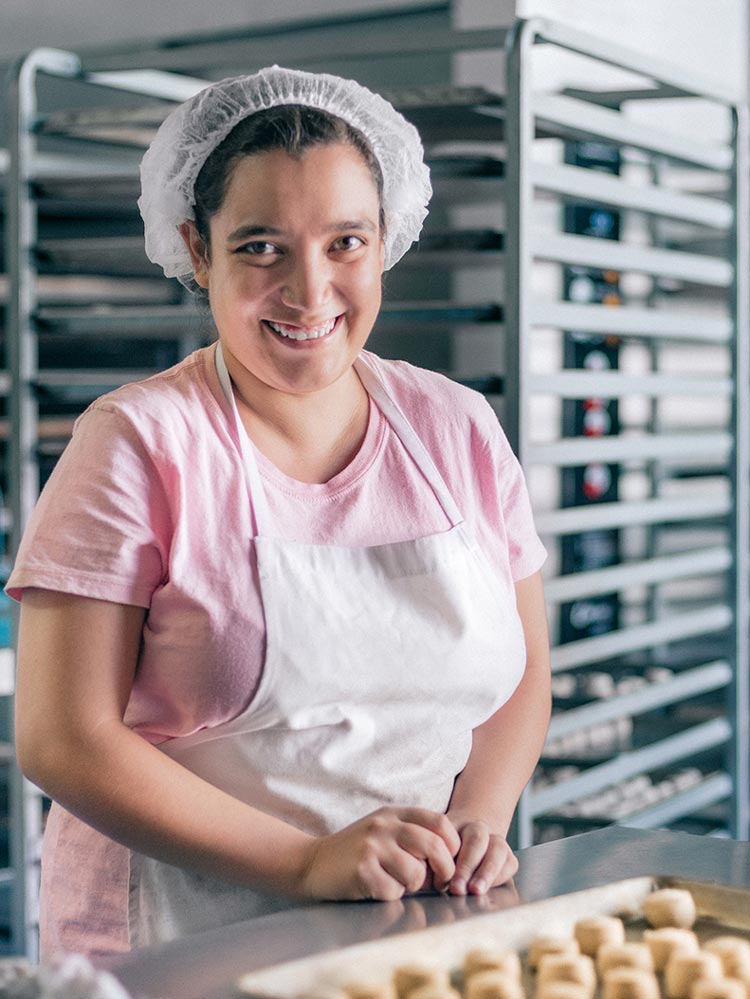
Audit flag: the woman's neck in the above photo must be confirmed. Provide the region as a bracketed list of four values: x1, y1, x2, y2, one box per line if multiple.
[222, 350, 371, 485]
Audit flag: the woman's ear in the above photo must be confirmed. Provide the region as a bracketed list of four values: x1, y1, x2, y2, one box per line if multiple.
[179, 221, 210, 289]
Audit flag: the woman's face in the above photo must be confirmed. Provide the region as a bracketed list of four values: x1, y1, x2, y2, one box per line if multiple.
[184, 142, 385, 400]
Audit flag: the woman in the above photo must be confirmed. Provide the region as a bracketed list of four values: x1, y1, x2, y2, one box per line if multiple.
[8, 66, 550, 957]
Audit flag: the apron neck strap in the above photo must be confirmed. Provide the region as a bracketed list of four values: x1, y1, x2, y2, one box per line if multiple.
[354, 356, 464, 528]
[215, 343, 464, 536]
[215, 343, 273, 537]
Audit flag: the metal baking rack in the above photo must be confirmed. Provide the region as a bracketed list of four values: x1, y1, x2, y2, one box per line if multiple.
[1, 49, 211, 957]
[503, 19, 748, 848]
[2, 8, 748, 956]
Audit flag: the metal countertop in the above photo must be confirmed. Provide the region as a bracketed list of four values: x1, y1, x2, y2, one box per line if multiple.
[104, 826, 750, 999]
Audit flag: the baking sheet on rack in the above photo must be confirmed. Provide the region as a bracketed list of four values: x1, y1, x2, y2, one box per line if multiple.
[236, 877, 750, 998]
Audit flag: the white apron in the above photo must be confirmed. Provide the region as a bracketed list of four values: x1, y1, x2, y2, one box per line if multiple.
[128, 346, 527, 948]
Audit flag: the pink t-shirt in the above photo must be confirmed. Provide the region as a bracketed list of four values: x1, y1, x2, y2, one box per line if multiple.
[8, 344, 545, 956]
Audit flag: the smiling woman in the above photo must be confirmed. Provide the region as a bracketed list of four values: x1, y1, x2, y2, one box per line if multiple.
[6, 66, 550, 958]
[186, 144, 383, 438]
[186, 142, 385, 481]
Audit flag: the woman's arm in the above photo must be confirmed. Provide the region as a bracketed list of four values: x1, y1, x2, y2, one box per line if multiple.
[16, 589, 459, 902]
[445, 569, 551, 894]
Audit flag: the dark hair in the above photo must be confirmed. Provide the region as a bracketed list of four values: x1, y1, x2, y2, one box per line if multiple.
[193, 104, 385, 248]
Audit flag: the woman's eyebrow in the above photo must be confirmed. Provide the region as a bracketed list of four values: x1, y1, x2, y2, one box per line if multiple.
[227, 219, 378, 242]
[325, 219, 377, 233]
[226, 224, 282, 242]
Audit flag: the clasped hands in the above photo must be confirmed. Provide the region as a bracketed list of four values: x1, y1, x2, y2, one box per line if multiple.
[301, 806, 518, 903]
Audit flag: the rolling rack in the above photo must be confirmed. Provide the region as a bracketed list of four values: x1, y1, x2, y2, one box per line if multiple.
[503, 20, 749, 848]
[3, 49, 209, 957]
[2, 7, 748, 955]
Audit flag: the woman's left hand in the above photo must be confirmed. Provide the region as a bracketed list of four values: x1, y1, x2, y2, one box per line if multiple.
[444, 814, 518, 896]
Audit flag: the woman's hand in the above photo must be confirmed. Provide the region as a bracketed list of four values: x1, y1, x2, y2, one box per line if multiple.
[441, 572, 549, 898]
[300, 806, 461, 902]
[444, 814, 518, 896]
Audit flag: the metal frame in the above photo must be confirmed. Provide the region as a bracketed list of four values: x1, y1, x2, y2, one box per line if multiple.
[4, 45, 213, 959]
[727, 101, 750, 841]
[504, 18, 749, 847]
[6, 46, 82, 960]
[74, 5, 497, 75]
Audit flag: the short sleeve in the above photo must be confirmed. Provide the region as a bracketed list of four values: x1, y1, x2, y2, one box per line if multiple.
[487, 413, 547, 582]
[6, 406, 171, 607]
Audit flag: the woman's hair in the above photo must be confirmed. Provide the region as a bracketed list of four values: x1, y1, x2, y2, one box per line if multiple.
[193, 104, 386, 249]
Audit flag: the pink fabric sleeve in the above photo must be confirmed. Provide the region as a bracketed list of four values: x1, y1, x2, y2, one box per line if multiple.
[6, 405, 171, 607]
[485, 411, 546, 582]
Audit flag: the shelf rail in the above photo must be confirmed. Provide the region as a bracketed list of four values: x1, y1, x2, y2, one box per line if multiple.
[546, 660, 732, 742]
[532, 717, 733, 814]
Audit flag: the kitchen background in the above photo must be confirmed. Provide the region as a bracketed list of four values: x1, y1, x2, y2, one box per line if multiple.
[0, 0, 747, 959]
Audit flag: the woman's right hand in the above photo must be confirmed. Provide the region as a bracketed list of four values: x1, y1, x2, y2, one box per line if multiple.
[300, 807, 461, 902]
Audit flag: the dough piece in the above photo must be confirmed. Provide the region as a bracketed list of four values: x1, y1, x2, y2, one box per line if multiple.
[345, 983, 396, 999]
[302, 990, 351, 999]
[574, 916, 626, 956]
[597, 942, 654, 975]
[463, 971, 523, 999]
[528, 937, 581, 970]
[643, 888, 697, 929]
[535, 984, 591, 999]
[537, 953, 596, 997]
[691, 981, 748, 999]
[703, 937, 750, 982]
[463, 948, 522, 982]
[392, 965, 450, 999]
[601, 967, 660, 999]
[406, 987, 461, 999]
[664, 951, 724, 999]
[642, 928, 700, 972]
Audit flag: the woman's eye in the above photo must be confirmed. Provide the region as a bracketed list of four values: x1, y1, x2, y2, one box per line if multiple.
[238, 241, 278, 256]
[332, 235, 365, 252]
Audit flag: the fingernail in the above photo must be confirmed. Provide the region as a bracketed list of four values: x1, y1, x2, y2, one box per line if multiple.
[470, 879, 487, 894]
[452, 878, 467, 895]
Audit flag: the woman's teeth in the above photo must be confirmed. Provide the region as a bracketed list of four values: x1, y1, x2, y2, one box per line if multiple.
[266, 318, 337, 341]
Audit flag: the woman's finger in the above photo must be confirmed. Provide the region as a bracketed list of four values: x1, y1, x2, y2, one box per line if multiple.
[449, 821, 490, 895]
[395, 808, 461, 856]
[395, 822, 456, 890]
[355, 848, 408, 901]
[467, 836, 518, 894]
[379, 846, 430, 895]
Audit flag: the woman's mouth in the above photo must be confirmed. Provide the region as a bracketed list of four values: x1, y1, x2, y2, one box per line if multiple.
[264, 317, 339, 341]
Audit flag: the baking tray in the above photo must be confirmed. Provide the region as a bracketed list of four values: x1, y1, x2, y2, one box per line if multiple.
[236, 877, 750, 997]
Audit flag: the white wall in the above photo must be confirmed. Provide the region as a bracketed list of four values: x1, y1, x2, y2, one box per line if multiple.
[454, 0, 748, 102]
[515, 0, 745, 101]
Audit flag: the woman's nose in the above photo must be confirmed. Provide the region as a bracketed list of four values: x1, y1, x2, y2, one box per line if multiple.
[279, 252, 332, 311]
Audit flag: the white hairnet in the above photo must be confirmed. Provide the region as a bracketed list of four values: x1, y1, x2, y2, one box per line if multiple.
[138, 65, 432, 289]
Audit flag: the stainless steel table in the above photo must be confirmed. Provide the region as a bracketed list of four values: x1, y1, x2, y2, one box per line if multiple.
[104, 827, 750, 999]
